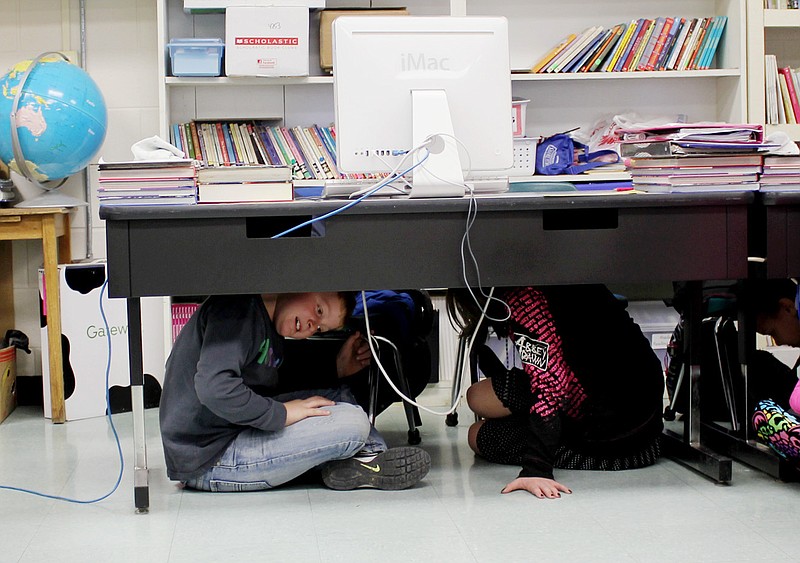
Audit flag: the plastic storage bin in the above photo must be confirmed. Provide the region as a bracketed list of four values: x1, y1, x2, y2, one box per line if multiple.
[168, 38, 224, 77]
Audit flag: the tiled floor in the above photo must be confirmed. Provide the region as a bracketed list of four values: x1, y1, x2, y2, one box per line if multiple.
[0, 383, 798, 563]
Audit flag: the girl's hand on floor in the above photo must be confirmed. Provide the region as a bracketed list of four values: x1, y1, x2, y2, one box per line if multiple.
[501, 477, 572, 499]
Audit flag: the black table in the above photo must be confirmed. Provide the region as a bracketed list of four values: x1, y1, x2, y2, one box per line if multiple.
[101, 191, 753, 511]
[699, 190, 800, 481]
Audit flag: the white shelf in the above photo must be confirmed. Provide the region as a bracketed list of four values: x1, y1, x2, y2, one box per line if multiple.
[165, 69, 742, 88]
[764, 8, 800, 28]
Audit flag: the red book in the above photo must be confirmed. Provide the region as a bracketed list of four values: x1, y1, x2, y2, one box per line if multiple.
[215, 122, 231, 165]
[644, 17, 674, 71]
[621, 19, 652, 72]
[778, 67, 800, 122]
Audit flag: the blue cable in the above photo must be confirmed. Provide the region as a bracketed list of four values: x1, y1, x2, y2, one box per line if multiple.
[271, 154, 428, 239]
[0, 278, 125, 503]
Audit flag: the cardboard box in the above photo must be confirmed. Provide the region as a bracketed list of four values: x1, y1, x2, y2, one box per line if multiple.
[318, 8, 409, 73]
[39, 262, 166, 421]
[225, 6, 310, 77]
[0, 345, 16, 424]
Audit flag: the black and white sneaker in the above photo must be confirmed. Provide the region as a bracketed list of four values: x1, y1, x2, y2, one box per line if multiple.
[321, 447, 431, 491]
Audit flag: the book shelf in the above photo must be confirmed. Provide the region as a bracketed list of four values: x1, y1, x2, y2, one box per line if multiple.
[158, 0, 748, 140]
[747, 3, 800, 140]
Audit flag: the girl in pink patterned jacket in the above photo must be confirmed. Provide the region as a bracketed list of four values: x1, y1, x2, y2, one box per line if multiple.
[447, 285, 664, 499]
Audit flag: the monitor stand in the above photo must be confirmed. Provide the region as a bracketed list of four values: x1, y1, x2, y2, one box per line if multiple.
[410, 90, 466, 198]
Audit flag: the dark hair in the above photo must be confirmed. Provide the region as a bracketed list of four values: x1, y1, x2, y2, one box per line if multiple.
[746, 279, 798, 317]
[339, 291, 358, 325]
[445, 288, 504, 340]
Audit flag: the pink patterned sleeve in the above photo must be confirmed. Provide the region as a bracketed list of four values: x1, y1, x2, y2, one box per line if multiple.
[790, 378, 800, 414]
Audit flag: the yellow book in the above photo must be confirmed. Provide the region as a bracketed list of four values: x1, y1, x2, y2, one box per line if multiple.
[531, 33, 577, 73]
[628, 19, 655, 71]
[603, 19, 636, 72]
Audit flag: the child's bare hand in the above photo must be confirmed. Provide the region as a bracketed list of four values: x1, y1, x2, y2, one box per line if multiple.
[501, 477, 572, 499]
[336, 331, 372, 378]
[283, 396, 335, 426]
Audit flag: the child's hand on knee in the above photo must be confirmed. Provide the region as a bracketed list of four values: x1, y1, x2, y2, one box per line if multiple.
[283, 396, 335, 426]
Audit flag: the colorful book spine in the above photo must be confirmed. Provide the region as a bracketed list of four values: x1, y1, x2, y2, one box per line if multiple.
[666, 18, 697, 70]
[779, 67, 800, 122]
[563, 27, 608, 73]
[656, 17, 684, 70]
[629, 19, 656, 71]
[531, 33, 577, 73]
[277, 126, 312, 179]
[676, 18, 704, 71]
[257, 123, 284, 166]
[621, 19, 652, 72]
[643, 17, 673, 71]
[684, 18, 711, 70]
[602, 20, 636, 72]
[582, 24, 622, 72]
[213, 122, 230, 165]
[189, 122, 204, 162]
[697, 16, 727, 70]
[637, 17, 665, 71]
[267, 127, 297, 175]
[613, 19, 644, 72]
[547, 26, 599, 73]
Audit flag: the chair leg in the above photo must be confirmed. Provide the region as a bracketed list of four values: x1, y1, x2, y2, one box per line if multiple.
[372, 335, 421, 444]
[446, 334, 469, 427]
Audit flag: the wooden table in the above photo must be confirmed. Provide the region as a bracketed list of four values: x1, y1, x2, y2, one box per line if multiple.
[0, 207, 72, 423]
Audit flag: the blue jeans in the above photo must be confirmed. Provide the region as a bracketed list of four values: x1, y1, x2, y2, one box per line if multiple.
[183, 387, 387, 492]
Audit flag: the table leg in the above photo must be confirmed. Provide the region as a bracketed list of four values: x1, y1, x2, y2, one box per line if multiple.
[661, 280, 733, 483]
[0, 241, 13, 336]
[127, 297, 149, 513]
[42, 215, 65, 424]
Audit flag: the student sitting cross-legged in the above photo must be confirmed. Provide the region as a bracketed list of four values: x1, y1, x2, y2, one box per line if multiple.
[158, 292, 430, 492]
[446, 285, 665, 499]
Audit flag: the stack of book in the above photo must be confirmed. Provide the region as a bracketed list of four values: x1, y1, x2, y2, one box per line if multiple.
[195, 164, 293, 203]
[625, 154, 763, 193]
[760, 155, 800, 191]
[97, 159, 197, 206]
[617, 122, 772, 158]
[530, 15, 727, 74]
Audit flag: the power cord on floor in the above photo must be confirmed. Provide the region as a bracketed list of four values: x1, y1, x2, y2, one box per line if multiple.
[0, 278, 124, 503]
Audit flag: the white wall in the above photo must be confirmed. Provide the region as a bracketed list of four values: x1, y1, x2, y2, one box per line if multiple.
[2, 0, 161, 378]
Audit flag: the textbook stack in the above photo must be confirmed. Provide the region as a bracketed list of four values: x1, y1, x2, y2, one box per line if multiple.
[626, 154, 763, 193]
[196, 164, 293, 203]
[97, 159, 197, 206]
[619, 122, 770, 193]
[530, 15, 727, 74]
[759, 155, 800, 191]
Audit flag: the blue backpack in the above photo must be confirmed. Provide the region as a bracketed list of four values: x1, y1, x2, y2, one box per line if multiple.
[535, 133, 619, 175]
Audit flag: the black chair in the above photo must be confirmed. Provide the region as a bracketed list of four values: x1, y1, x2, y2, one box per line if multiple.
[279, 289, 435, 445]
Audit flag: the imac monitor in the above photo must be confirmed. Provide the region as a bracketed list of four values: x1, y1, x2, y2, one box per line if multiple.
[332, 16, 513, 198]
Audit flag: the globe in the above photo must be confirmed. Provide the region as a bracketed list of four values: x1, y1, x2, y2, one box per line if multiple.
[0, 53, 107, 184]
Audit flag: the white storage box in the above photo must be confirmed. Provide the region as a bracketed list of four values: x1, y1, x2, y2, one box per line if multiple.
[225, 6, 310, 77]
[168, 38, 224, 77]
[511, 97, 529, 138]
[39, 262, 166, 420]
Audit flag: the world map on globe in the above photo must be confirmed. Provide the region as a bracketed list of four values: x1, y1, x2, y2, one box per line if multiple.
[0, 54, 107, 182]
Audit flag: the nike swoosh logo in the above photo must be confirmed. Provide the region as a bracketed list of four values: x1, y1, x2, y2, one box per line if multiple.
[359, 463, 380, 473]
